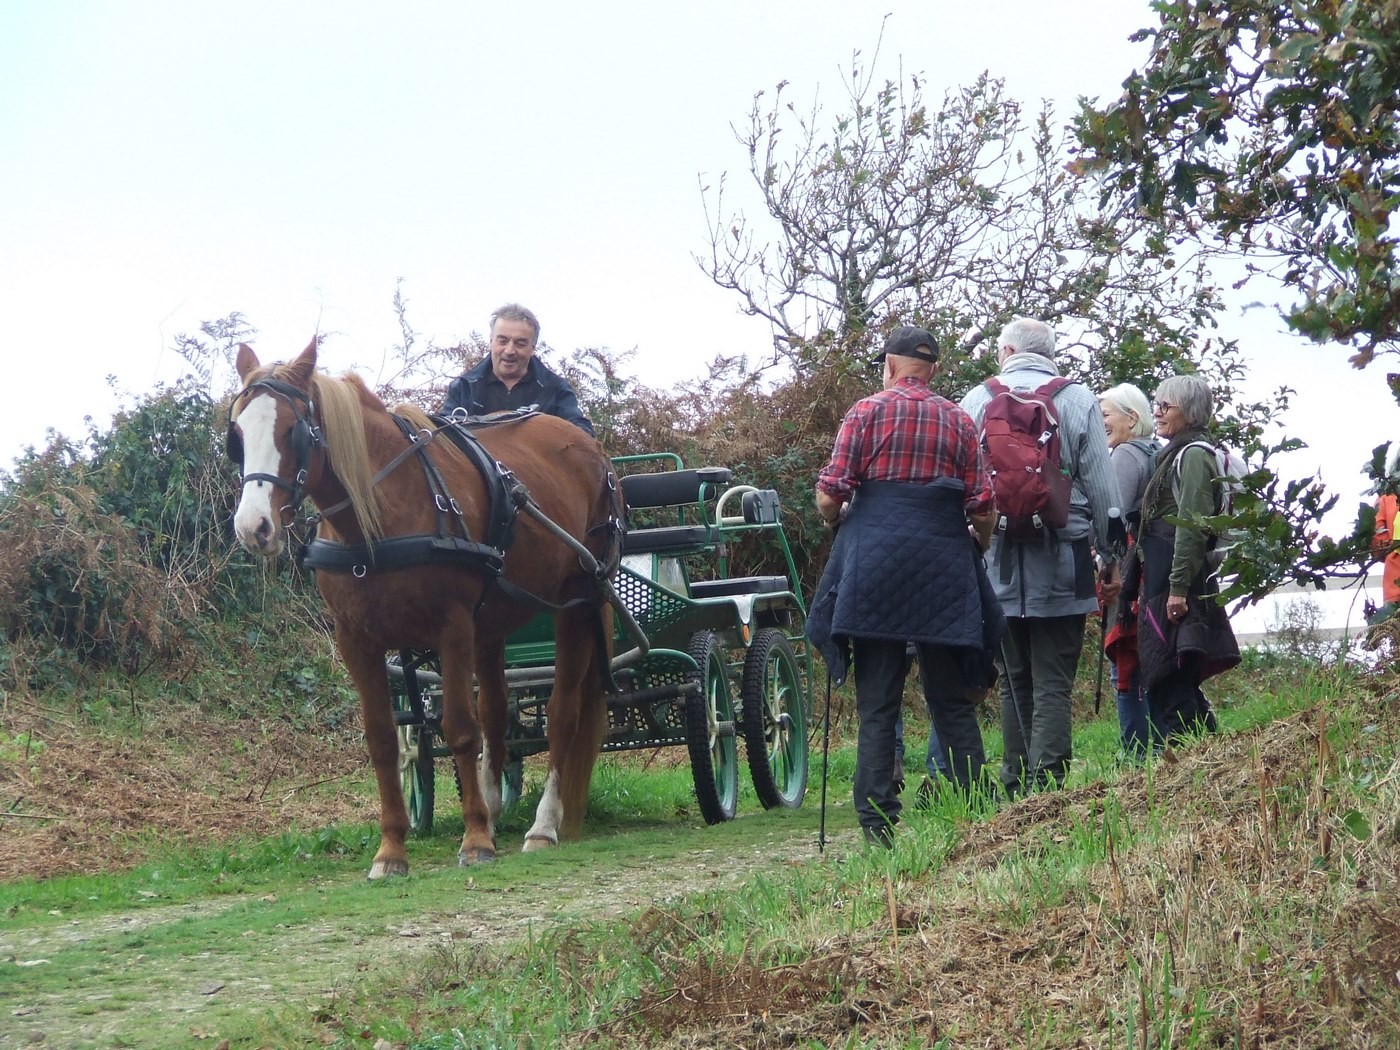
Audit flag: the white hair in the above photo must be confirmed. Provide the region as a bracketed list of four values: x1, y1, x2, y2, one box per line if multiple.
[1099, 383, 1154, 438]
[999, 317, 1056, 359]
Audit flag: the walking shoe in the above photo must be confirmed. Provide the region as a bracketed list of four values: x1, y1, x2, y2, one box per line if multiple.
[862, 824, 895, 849]
[915, 775, 937, 810]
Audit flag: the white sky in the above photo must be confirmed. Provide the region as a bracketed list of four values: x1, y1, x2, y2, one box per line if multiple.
[0, 0, 1389, 544]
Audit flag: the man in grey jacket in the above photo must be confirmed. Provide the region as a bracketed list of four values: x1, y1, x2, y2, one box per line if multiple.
[960, 318, 1121, 796]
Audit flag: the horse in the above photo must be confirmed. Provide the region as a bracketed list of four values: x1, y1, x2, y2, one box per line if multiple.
[228, 338, 621, 878]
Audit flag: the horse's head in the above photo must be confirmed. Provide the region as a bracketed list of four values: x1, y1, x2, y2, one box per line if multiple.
[229, 338, 321, 557]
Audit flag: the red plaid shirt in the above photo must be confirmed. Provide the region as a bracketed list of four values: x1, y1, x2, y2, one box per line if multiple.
[817, 378, 992, 515]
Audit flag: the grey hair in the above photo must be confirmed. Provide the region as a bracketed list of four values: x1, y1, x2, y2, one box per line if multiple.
[1099, 382, 1154, 439]
[999, 317, 1056, 359]
[490, 302, 540, 344]
[1154, 374, 1215, 428]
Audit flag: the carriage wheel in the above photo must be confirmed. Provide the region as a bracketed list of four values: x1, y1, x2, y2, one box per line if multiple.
[501, 758, 524, 809]
[740, 628, 808, 809]
[451, 754, 523, 810]
[685, 631, 739, 824]
[398, 721, 435, 834]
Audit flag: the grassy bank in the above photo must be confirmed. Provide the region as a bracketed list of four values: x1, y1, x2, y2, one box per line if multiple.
[5, 653, 1398, 1048]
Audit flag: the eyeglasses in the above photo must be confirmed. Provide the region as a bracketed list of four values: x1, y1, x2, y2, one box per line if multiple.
[1153, 401, 1177, 414]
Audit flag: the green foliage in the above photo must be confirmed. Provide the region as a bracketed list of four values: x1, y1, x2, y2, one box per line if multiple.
[87, 378, 238, 585]
[0, 374, 318, 688]
[1076, 0, 1400, 364]
[1075, 0, 1400, 605]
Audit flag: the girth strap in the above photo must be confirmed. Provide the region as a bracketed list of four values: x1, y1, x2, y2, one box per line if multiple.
[302, 535, 504, 575]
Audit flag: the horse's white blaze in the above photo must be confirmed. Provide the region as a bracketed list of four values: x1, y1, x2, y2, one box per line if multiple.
[477, 751, 502, 833]
[231, 394, 285, 555]
[523, 769, 562, 848]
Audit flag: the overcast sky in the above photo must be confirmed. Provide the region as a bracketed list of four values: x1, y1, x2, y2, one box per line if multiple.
[0, 0, 1387, 545]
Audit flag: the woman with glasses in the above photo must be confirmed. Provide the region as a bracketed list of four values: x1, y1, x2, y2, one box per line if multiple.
[1121, 374, 1239, 745]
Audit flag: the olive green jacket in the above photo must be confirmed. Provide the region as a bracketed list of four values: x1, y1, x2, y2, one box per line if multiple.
[1142, 443, 1217, 596]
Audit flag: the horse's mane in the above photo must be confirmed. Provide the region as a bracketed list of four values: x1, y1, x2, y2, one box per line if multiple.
[305, 371, 387, 543]
[392, 403, 438, 433]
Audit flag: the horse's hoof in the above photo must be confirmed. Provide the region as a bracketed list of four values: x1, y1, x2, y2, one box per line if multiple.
[458, 847, 497, 866]
[521, 834, 558, 853]
[368, 858, 409, 880]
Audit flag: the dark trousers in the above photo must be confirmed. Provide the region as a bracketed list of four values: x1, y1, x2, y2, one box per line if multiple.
[853, 637, 985, 834]
[1149, 658, 1218, 743]
[998, 613, 1086, 794]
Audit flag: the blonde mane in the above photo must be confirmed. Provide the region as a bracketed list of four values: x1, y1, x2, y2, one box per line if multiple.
[391, 403, 438, 433]
[308, 372, 387, 542]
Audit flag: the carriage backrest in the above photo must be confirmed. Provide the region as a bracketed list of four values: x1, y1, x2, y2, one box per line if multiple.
[619, 467, 733, 511]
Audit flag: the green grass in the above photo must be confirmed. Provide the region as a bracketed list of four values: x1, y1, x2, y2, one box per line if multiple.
[6, 658, 1398, 1048]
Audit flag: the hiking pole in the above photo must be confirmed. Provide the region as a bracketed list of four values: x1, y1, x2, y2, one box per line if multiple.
[1093, 605, 1108, 716]
[1000, 638, 1033, 796]
[1095, 508, 1128, 717]
[818, 671, 832, 854]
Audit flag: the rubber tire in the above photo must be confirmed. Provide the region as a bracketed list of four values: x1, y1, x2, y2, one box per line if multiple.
[399, 721, 435, 834]
[685, 631, 739, 824]
[451, 754, 522, 810]
[740, 628, 808, 809]
[501, 757, 524, 809]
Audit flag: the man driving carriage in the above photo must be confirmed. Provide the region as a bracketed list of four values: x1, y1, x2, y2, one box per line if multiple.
[440, 302, 595, 437]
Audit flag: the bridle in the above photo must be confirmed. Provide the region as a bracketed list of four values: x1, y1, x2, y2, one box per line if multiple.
[227, 376, 322, 522]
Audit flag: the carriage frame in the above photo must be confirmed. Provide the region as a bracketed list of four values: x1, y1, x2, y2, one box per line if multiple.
[388, 453, 813, 831]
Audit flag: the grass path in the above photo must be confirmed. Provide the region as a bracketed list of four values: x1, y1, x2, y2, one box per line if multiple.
[2, 800, 853, 1048]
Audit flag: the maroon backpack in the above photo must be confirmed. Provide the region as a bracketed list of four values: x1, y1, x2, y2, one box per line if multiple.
[979, 376, 1075, 542]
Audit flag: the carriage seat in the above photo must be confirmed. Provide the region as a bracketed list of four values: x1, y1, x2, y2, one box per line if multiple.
[619, 467, 733, 510]
[618, 467, 734, 555]
[688, 575, 790, 600]
[621, 525, 710, 555]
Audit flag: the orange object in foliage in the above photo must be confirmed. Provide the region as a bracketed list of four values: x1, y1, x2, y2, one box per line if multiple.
[1374, 494, 1400, 604]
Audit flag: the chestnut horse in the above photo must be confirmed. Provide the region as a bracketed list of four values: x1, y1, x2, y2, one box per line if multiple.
[229, 339, 620, 877]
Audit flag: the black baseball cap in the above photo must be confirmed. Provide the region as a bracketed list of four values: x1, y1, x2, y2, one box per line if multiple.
[875, 325, 939, 363]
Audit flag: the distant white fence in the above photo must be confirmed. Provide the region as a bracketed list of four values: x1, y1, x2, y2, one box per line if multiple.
[1229, 572, 1385, 647]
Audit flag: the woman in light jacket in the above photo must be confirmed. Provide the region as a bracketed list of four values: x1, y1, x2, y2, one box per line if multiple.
[1099, 383, 1158, 757]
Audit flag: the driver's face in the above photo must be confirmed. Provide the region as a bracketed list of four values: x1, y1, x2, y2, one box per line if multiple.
[489, 318, 536, 388]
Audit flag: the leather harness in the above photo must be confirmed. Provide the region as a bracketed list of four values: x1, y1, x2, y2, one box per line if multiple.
[300, 407, 623, 615]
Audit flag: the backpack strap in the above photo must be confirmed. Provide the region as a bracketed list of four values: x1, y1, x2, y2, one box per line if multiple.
[982, 375, 1074, 417]
[1171, 440, 1221, 512]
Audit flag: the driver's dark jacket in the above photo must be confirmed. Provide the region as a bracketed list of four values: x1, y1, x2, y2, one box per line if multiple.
[439, 357, 594, 437]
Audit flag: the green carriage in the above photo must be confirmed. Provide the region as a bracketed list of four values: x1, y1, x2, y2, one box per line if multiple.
[389, 453, 812, 831]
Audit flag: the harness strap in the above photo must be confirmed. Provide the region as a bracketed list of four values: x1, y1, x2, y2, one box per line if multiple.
[388, 415, 474, 546]
[432, 413, 523, 553]
[313, 422, 444, 520]
[303, 535, 505, 576]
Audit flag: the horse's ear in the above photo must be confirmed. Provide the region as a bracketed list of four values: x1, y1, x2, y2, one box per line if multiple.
[235, 343, 260, 381]
[283, 337, 318, 386]
[295, 337, 318, 370]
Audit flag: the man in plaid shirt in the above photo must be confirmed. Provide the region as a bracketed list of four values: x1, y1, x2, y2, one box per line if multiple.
[817, 347, 993, 523]
[811, 327, 997, 847]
